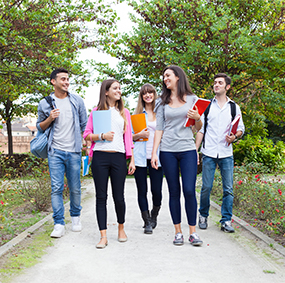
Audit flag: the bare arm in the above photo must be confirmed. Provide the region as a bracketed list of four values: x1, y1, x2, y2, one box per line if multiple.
[151, 130, 163, 170]
[196, 132, 204, 165]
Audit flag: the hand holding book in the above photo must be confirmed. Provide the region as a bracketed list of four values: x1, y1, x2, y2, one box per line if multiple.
[133, 128, 149, 141]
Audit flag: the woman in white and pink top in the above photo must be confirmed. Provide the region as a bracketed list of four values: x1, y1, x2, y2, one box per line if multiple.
[83, 79, 135, 249]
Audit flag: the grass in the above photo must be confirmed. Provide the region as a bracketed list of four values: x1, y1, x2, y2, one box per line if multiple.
[0, 222, 54, 283]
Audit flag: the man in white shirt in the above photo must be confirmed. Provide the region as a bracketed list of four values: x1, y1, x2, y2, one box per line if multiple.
[196, 73, 245, 233]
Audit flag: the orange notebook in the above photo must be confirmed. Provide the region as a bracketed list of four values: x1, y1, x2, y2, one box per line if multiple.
[183, 98, 211, 127]
[131, 113, 148, 142]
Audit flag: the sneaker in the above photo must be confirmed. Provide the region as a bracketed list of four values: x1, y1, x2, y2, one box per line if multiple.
[189, 232, 203, 246]
[50, 224, 65, 238]
[71, 216, 82, 232]
[198, 215, 208, 229]
[173, 232, 184, 245]
[221, 220, 235, 233]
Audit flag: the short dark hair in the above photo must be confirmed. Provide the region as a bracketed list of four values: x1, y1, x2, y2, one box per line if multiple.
[50, 68, 69, 83]
[214, 73, 231, 86]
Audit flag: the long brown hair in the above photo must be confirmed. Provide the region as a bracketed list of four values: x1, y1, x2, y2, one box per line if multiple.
[134, 83, 157, 114]
[161, 65, 193, 105]
[97, 79, 127, 129]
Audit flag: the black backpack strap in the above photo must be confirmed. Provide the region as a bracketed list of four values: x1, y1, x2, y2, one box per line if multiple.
[44, 96, 54, 109]
[229, 100, 236, 121]
[202, 99, 213, 148]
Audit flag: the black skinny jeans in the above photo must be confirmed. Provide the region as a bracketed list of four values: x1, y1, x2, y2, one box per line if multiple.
[91, 151, 127, 231]
[134, 159, 163, 212]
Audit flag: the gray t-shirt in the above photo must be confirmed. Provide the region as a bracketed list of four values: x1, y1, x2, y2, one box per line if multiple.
[155, 94, 198, 152]
[52, 94, 75, 152]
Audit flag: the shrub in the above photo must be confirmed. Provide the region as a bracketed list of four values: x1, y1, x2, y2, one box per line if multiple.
[233, 135, 285, 173]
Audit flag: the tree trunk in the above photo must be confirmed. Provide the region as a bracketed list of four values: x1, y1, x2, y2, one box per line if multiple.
[7, 117, 13, 156]
[6, 98, 13, 156]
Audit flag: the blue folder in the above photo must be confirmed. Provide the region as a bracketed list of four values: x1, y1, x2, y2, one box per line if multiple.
[92, 110, 112, 142]
[82, 156, 90, 176]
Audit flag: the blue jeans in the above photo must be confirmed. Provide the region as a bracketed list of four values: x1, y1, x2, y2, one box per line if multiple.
[134, 159, 163, 212]
[48, 149, 82, 225]
[160, 150, 197, 226]
[199, 155, 234, 223]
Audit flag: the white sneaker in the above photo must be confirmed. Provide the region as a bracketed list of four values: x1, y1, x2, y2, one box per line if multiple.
[50, 224, 65, 238]
[71, 216, 82, 232]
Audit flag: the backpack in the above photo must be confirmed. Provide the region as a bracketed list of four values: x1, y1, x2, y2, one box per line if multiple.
[202, 99, 236, 148]
[30, 96, 54, 158]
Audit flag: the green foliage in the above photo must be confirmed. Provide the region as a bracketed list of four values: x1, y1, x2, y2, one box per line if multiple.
[211, 170, 285, 246]
[233, 135, 285, 173]
[0, 0, 118, 154]
[93, 0, 285, 138]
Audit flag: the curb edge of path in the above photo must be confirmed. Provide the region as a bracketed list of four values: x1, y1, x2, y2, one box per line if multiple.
[0, 180, 94, 258]
[208, 196, 285, 257]
[1, 180, 284, 258]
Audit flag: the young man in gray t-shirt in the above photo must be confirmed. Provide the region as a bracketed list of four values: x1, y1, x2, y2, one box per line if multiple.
[36, 68, 87, 238]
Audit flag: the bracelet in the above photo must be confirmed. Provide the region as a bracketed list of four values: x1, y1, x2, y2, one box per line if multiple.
[101, 133, 105, 141]
[234, 134, 238, 140]
[195, 118, 201, 122]
[98, 133, 102, 141]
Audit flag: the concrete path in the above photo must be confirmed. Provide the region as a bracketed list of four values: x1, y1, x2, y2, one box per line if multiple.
[10, 178, 285, 283]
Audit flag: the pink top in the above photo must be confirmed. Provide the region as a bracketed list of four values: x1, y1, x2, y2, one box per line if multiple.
[83, 107, 134, 159]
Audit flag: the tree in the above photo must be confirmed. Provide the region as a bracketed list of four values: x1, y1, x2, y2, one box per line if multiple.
[0, 0, 118, 155]
[93, 0, 285, 137]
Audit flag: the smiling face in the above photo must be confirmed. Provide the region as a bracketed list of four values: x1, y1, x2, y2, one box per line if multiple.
[163, 69, 179, 90]
[142, 91, 154, 105]
[106, 81, 121, 105]
[51, 72, 69, 94]
[213, 77, 230, 97]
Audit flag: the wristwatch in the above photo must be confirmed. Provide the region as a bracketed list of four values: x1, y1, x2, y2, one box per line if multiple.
[101, 133, 105, 141]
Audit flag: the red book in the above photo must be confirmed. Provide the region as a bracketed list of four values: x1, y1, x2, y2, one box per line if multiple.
[183, 98, 211, 127]
[226, 114, 241, 146]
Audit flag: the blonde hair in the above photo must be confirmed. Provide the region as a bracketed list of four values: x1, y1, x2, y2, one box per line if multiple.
[97, 79, 127, 130]
[134, 83, 157, 114]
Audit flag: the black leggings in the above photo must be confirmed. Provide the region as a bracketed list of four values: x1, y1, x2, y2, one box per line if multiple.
[91, 151, 127, 231]
[134, 159, 163, 212]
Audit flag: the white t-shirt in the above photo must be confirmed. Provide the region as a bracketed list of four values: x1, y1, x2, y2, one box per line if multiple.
[52, 94, 75, 152]
[94, 107, 125, 153]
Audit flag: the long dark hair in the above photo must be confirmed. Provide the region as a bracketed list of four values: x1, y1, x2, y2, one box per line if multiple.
[161, 65, 193, 105]
[134, 83, 157, 114]
[97, 79, 127, 129]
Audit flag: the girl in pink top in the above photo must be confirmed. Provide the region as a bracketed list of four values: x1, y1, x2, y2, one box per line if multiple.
[83, 79, 135, 249]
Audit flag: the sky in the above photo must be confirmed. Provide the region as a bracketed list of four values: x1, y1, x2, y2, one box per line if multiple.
[76, 2, 135, 113]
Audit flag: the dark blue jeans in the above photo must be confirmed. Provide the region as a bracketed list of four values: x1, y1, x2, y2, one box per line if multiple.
[160, 150, 198, 226]
[134, 159, 163, 212]
[199, 155, 234, 223]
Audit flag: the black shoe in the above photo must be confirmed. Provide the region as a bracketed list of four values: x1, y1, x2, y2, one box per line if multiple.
[221, 221, 235, 233]
[198, 214, 208, 230]
[150, 205, 161, 229]
[142, 211, 153, 234]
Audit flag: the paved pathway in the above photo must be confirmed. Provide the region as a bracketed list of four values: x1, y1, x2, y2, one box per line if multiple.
[9, 178, 285, 283]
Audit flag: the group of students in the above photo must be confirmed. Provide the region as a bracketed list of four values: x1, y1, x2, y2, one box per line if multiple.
[36, 65, 245, 249]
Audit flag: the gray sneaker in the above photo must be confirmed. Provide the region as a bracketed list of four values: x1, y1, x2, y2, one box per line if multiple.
[173, 232, 184, 245]
[189, 232, 203, 246]
[198, 215, 208, 229]
[221, 220, 235, 233]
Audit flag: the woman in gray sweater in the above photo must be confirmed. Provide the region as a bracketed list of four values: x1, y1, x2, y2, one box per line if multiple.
[151, 65, 203, 246]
